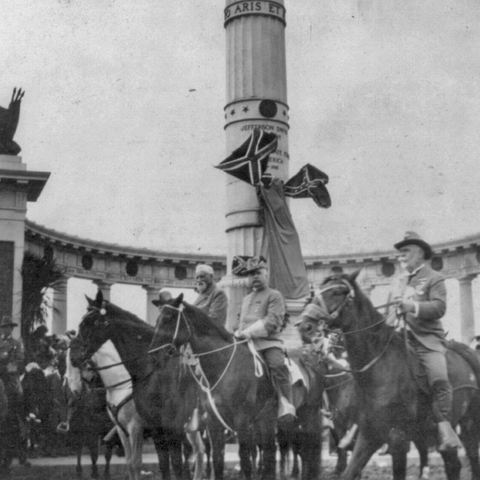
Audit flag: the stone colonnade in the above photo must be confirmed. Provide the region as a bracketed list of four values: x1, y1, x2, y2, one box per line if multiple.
[50, 279, 184, 334]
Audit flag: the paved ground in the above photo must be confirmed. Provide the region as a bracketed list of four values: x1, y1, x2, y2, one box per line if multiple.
[11, 443, 450, 469]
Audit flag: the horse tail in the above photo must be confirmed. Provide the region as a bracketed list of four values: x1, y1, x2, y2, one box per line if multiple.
[447, 340, 480, 386]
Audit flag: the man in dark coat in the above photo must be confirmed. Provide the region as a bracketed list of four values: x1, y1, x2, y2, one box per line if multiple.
[193, 264, 228, 327]
[394, 231, 461, 452]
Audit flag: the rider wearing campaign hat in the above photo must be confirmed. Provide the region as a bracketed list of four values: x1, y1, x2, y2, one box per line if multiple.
[232, 256, 296, 424]
[394, 231, 461, 452]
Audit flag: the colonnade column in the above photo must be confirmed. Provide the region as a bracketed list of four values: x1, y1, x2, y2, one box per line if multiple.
[459, 275, 477, 345]
[144, 285, 160, 326]
[52, 276, 68, 335]
[223, 0, 289, 330]
[93, 280, 113, 302]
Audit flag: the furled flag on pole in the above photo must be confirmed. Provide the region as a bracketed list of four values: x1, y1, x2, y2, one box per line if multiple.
[215, 128, 278, 185]
[284, 163, 331, 208]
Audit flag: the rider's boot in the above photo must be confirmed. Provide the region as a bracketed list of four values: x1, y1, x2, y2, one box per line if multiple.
[272, 365, 296, 426]
[433, 380, 462, 452]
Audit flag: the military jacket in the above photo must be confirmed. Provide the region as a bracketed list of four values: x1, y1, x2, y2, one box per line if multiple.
[236, 286, 285, 351]
[399, 264, 447, 352]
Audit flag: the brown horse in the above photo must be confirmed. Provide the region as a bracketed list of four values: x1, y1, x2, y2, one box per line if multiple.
[297, 272, 480, 480]
[153, 293, 278, 480]
[153, 294, 327, 480]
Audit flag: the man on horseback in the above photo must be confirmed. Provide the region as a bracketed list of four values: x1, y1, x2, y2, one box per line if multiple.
[233, 256, 296, 425]
[393, 231, 461, 452]
[193, 264, 228, 326]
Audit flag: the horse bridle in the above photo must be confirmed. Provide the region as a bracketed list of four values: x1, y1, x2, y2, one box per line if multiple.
[304, 279, 355, 324]
[158, 304, 192, 349]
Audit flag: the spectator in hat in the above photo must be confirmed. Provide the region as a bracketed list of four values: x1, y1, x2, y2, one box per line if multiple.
[193, 264, 228, 327]
[393, 231, 460, 452]
[0, 315, 25, 417]
[232, 256, 296, 425]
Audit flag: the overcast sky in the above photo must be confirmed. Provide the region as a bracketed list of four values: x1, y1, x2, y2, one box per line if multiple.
[3, 0, 480, 328]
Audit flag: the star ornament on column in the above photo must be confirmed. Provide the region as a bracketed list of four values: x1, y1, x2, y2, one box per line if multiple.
[215, 128, 278, 186]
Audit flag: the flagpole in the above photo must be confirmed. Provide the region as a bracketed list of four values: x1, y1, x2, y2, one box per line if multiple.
[222, 0, 292, 330]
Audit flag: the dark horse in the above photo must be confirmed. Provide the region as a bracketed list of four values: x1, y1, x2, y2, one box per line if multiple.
[60, 354, 124, 480]
[154, 294, 327, 480]
[70, 290, 203, 480]
[153, 294, 278, 480]
[298, 272, 480, 480]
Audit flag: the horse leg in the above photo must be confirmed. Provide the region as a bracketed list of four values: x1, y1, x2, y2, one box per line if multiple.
[208, 423, 226, 480]
[440, 449, 462, 480]
[153, 431, 172, 480]
[237, 426, 253, 480]
[257, 416, 276, 480]
[413, 438, 430, 480]
[277, 428, 289, 480]
[340, 430, 381, 480]
[168, 434, 184, 480]
[76, 443, 83, 478]
[204, 430, 212, 480]
[459, 416, 480, 480]
[104, 441, 113, 480]
[186, 430, 205, 480]
[336, 449, 348, 476]
[89, 437, 100, 480]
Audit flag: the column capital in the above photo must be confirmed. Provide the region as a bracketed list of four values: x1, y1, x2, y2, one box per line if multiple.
[143, 285, 161, 293]
[459, 274, 477, 284]
[92, 280, 114, 290]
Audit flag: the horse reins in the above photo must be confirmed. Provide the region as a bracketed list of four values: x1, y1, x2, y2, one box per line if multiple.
[307, 279, 397, 374]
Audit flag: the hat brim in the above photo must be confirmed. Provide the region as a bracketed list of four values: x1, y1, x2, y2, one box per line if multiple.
[151, 300, 162, 307]
[394, 239, 433, 260]
[244, 266, 267, 274]
[0, 322, 17, 328]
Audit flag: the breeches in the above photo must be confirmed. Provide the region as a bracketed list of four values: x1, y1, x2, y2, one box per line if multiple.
[411, 339, 452, 421]
[261, 347, 289, 385]
[411, 340, 449, 385]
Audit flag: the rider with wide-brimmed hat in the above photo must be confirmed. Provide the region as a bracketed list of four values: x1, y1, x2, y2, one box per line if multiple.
[394, 231, 461, 452]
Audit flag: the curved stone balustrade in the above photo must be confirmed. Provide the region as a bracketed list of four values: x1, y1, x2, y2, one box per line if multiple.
[25, 219, 480, 341]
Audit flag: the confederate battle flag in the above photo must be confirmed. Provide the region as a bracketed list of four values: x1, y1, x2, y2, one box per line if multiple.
[284, 163, 331, 208]
[215, 128, 278, 186]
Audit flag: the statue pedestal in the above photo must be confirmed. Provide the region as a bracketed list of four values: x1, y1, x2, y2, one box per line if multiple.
[0, 155, 50, 337]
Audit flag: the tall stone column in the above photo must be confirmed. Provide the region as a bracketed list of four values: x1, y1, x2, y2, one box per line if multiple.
[0, 154, 49, 339]
[144, 285, 160, 327]
[223, 0, 289, 329]
[93, 280, 113, 302]
[459, 275, 477, 344]
[52, 276, 69, 335]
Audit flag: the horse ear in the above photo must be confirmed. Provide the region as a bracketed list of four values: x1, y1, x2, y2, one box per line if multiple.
[85, 295, 93, 306]
[95, 289, 104, 306]
[348, 269, 361, 284]
[173, 293, 184, 307]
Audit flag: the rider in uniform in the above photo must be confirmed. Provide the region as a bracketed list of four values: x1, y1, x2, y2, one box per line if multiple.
[393, 231, 461, 452]
[233, 256, 296, 424]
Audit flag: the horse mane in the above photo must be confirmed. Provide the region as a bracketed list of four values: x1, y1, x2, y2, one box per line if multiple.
[103, 301, 154, 335]
[183, 302, 233, 343]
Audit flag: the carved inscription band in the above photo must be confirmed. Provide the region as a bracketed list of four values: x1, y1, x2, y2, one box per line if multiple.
[224, 1, 286, 27]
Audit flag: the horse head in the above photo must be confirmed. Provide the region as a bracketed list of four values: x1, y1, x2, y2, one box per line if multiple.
[297, 271, 361, 344]
[72, 289, 114, 368]
[152, 293, 191, 352]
